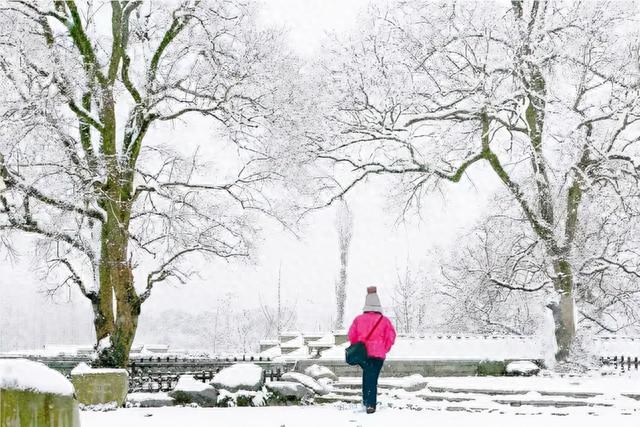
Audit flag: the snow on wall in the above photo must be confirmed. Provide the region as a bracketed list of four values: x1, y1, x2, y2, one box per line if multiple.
[70, 362, 128, 376]
[0, 358, 75, 396]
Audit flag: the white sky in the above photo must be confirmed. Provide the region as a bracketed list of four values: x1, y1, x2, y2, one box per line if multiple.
[258, 0, 370, 58]
[0, 0, 502, 351]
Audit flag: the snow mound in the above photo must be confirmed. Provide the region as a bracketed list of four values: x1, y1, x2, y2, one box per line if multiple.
[506, 361, 541, 376]
[174, 375, 212, 392]
[0, 359, 74, 396]
[211, 363, 264, 392]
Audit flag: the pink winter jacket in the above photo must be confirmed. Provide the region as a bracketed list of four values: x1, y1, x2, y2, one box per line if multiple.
[347, 312, 396, 359]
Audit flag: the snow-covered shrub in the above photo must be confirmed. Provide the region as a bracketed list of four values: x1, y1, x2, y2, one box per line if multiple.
[216, 389, 268, 407]
[78, 402, 118, 412]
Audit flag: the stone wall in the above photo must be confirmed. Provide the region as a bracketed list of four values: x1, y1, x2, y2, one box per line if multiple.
[0, 389, 80, 427]
[71, 370, 129, 406]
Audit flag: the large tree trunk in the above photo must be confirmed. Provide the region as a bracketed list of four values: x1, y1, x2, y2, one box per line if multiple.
[548, 258, 576, 361]
[93, 172, 139, 367]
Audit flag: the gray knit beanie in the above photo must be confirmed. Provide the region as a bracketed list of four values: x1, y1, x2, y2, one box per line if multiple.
[363, 286, 382, 313]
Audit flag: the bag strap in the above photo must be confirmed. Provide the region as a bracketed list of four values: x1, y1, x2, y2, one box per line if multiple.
[364, 314, 384, 341]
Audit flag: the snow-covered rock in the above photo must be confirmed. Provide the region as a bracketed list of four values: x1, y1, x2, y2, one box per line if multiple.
[280, 372, 329, 395]
[0, 359, 74, 396]
[174, 375, 213, 393]
[506, 361, 541, 376]
[304, 364, 338, 381]
[211, 363, 264, 392]
[126, 392, 174, 408]
[169, 375, 218, 407]
[266, 381, 312, 400]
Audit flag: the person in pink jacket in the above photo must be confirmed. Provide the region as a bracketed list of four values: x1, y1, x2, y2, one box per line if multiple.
[347, 286, 396, 413]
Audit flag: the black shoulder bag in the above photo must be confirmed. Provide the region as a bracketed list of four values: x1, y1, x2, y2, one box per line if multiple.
[345, 315, 384, 366]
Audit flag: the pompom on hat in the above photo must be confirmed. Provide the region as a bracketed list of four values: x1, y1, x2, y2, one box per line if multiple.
[363, 286, 382, 313]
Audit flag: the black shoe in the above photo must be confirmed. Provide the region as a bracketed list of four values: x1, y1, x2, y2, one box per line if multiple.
[366, 406, 376, 414]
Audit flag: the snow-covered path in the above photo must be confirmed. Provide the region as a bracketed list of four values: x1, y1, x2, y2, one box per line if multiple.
[81, 405, 639, 427]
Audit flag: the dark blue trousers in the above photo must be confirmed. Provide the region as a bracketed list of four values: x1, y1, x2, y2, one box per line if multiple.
[361, 357, 384, 408]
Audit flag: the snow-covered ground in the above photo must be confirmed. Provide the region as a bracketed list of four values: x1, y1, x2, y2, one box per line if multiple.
[82, 372, 640, 426]
[81, 404, 639, 427]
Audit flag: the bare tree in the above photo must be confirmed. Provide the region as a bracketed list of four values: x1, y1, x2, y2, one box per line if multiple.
[233, 308, 262, 354]
[311, 0, 640, 361]
[259, 264, 297, 338]
[392, 262, 427, 334]
[0, 1, 295, 367]
[333, 199, 353, 329]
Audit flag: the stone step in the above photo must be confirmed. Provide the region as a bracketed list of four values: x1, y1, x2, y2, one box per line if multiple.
[623, 394, 640, 401]
[427, 386, 601, 400]
[416, 393, 473, 403]
[329, 388, 361, 396]
[334, 382, 603, 401]
[331, 389, 471, 402]
[324, 388, 615, 410]
[314, 393, 362, 404]
[332, 382, 396, 390]
[493, 398, 613, 408]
